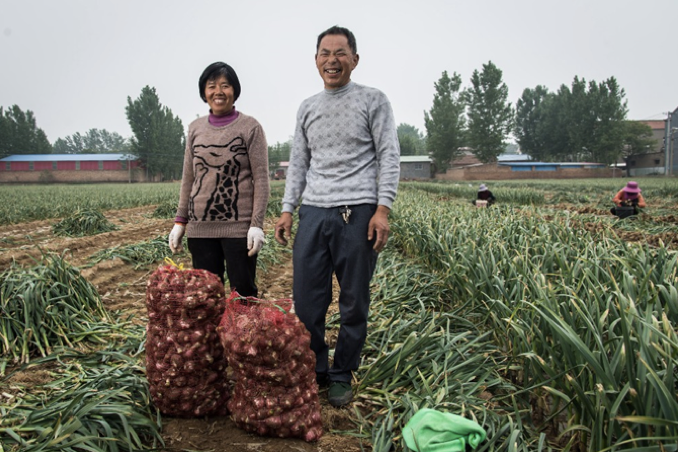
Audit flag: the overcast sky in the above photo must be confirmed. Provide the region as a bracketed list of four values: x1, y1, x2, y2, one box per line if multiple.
[2, 0, 677, 147]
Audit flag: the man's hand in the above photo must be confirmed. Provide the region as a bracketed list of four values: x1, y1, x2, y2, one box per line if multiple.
[168, 224, 186, 254]
[247, 227, 266, 256]
[274, 212, 293, 246]
[368, 205, 391, 252]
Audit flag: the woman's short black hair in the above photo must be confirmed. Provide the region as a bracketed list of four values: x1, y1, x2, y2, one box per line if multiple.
[198, 62, 241, 103]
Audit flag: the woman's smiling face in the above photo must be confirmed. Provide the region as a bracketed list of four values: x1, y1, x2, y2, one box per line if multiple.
[204, 74, 235, 115]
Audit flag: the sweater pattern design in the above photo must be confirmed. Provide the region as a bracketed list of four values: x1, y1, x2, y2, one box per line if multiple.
[189, 137, 248, 222]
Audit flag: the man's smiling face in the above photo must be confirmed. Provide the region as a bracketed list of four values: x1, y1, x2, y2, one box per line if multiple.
[315, 34, 359, 90]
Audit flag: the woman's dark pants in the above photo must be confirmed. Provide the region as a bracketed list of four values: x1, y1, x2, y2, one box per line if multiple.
[187, 237, 258, 297]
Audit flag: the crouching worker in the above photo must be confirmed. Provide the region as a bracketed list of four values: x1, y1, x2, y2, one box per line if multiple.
[472, 184, 496, 207]
[610, 181, 646, 218]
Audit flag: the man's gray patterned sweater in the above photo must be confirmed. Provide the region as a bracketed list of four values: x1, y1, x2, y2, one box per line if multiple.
[282, 82, 400, 212]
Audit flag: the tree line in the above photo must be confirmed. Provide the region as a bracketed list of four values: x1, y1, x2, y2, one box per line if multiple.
[408, 61, 656, 173]
[1, 86, 286, 181]
[0, 106, 52, 156]
[0, 87, 186, 181]
[1, 63, 657, 179]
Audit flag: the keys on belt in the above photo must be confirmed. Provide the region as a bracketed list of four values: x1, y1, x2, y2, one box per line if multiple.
[339, 206, 351, 224]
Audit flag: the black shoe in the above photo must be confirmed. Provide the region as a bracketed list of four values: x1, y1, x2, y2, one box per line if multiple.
[328, 381, 353, 407]
[316, 373, 329, 388]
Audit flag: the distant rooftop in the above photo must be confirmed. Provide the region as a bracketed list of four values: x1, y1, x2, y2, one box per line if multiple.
[400, 155, 432, 163]
[0, 153, 136, 162]
[637, 120, 665, 130]
[497, 154, 531, 162]
[499, 161, 606, 167]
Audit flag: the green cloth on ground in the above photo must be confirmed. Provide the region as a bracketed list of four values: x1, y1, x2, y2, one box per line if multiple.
[402, 408, 486, 452]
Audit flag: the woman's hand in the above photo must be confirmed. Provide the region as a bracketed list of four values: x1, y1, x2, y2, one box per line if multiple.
[247, 227, 266, 256]
[169, 224, 186, 253]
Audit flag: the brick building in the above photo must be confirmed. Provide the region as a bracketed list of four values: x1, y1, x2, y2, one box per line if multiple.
[0, 153, 146, 183]
[399, 155, 432, 180]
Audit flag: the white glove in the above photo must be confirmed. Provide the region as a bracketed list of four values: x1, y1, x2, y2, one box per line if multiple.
[168, 224, 186, 254]
[247, 227, 266, 257]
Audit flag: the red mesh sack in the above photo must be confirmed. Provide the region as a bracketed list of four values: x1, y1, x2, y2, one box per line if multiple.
[217, 291, 323, 442]
[145, 262, 229, 417]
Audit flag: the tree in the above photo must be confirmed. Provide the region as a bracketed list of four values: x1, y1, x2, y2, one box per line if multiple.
[397, 123, 426, 156]
[424, 71, 466, 172]
[620, 121, 658, 157]
[537, 89, 571, 161]
[586, 77, 628, 164]
[52, 128, 130, 154]
[564, 76, 593, 160]
[514, 85, 550, 160]
[268, 140, 292, 174]
[466, 61, 514, 163]
[52, 137, 73, 154]
[0, 105, 52, 157]
[514, 76, 629, 164]
[126, 86, 185, 180]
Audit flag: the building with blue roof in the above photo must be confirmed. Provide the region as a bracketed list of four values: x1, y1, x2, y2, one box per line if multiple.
[0, 153, 146, 183]
[439, 152, 615, 181]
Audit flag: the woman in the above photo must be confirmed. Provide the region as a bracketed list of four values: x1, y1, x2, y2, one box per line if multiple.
[611, 181, 646, 217]
[473, 183, 496, 207]
[168, 62, 270, 297]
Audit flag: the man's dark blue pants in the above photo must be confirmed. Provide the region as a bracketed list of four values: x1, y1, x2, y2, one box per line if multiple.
[292, 204, 378, 384]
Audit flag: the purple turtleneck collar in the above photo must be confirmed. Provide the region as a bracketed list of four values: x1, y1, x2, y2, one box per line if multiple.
[209, 107, 239, 127]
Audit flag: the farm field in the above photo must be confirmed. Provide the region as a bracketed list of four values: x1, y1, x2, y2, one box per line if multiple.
[2, 178, 678, 452]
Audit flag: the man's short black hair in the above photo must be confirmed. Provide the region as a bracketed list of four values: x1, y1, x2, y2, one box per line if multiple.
[198, 62, 241, 103]
[316, 25, 357, 55]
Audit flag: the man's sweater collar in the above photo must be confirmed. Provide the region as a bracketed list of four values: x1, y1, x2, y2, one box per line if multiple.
[324, 81, 354, 95]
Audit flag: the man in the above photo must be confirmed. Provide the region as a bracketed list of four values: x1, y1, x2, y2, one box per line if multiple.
[274, 25, 400, 407]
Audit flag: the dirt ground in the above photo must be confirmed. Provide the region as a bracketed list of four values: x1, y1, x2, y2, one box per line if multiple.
[0, 206, 369, 452]
[6, 204, 676, 451]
